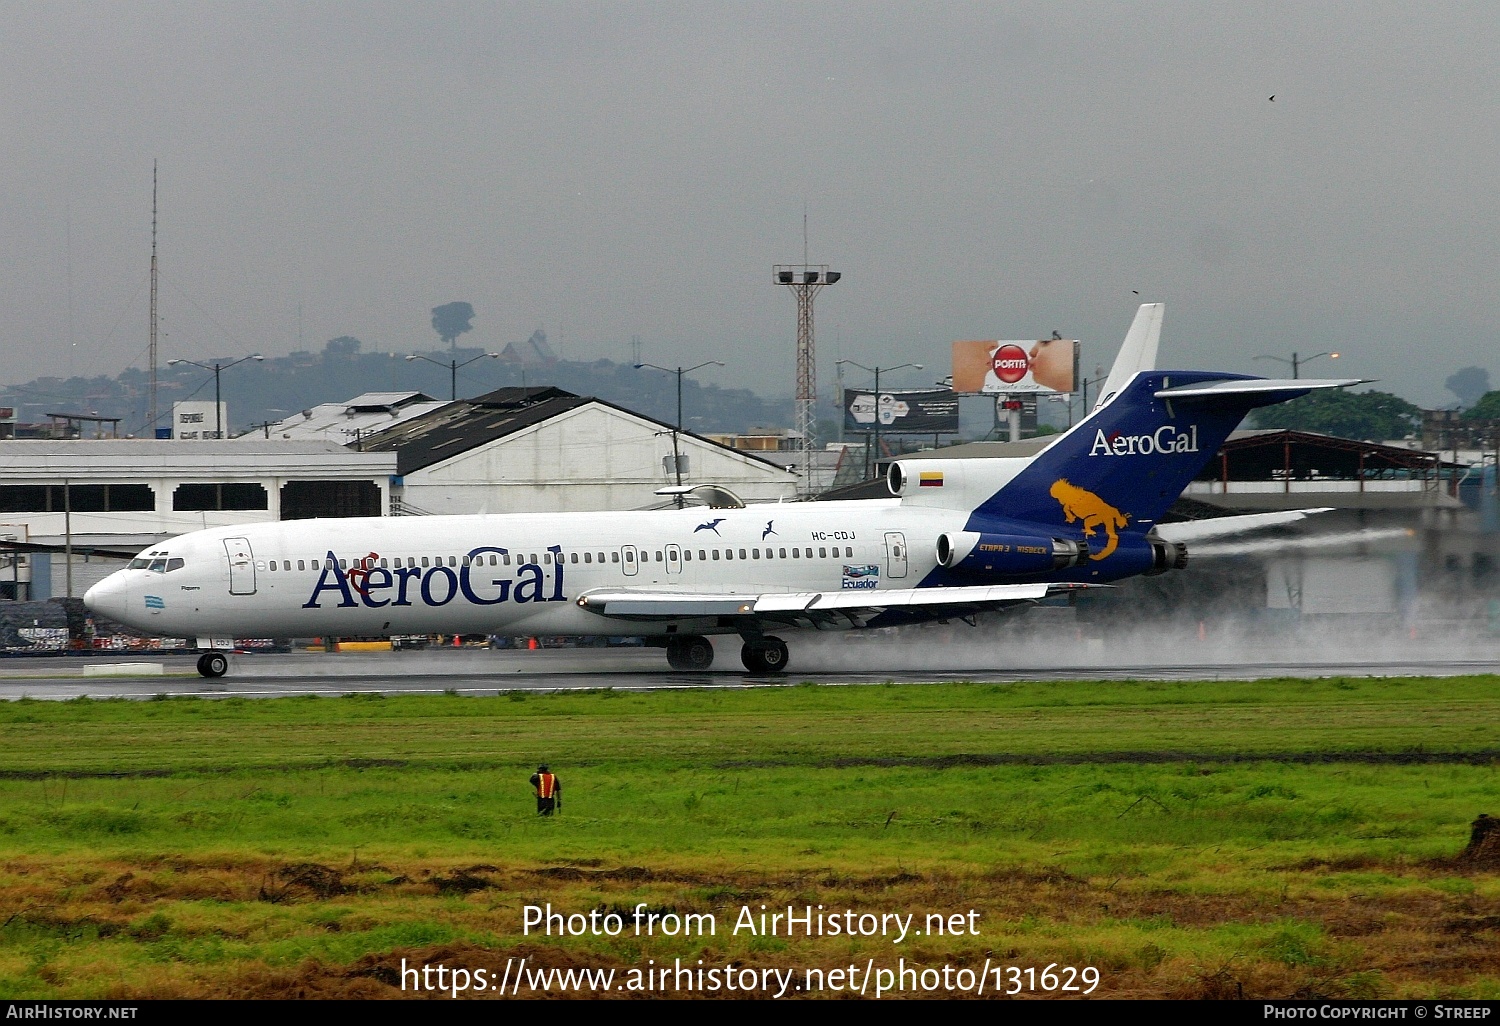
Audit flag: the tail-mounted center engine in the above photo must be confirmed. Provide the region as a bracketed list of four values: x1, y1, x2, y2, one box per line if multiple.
[936, 531, 1090, 577]
[1146, 534, 1189, 575]
[936, 530, 1188, 580]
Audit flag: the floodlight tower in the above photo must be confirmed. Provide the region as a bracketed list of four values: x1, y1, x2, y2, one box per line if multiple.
[773, 263, 841, 495]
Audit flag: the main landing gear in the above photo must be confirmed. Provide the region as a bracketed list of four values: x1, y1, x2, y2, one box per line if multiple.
[740, 636, 789, 674]
[665, 635, 715, 671]
[196, 652, 229, 678]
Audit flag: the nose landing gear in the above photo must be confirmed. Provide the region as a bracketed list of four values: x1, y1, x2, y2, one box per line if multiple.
[196, 652, 229, 678]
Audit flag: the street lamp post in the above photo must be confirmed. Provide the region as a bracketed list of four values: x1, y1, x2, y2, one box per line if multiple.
[165, 354, 264, 439]
[836, 360, 923, 482]
[1254, 351, 1340, 379]
[634, 361, 725, 505]
[405, 352, 502, 401]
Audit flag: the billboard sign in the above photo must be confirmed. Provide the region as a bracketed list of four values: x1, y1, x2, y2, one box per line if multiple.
[843, 388, 959, 434]
[952, 338, 1076, 394]
[172, 401, 228, 441]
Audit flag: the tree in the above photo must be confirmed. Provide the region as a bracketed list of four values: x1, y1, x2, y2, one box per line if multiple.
[324, 336, 361, 357]
[1250, 388, 1420, 441]
[431, 302, 475, 351]
[1465, 391, 1500, 421]
[1446, 366, 1491, 408]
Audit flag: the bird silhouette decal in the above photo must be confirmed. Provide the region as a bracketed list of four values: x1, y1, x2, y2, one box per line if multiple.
[695, 518, 726, 535]
[762, 521, 777, 540]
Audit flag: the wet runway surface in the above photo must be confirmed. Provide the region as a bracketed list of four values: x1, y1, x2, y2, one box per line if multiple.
[1, 643, 1497, 700]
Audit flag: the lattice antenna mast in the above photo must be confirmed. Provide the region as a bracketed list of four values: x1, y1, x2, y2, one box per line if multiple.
[148, 161, 159, 436]
[773, 254, 840, 496]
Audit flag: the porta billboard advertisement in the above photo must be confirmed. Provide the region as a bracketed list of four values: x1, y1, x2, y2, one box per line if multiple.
[951, 338, 1076, 394]
[843, 388, 960, 434]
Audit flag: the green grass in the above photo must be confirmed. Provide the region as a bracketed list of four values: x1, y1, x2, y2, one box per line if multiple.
[0, 676, 1496, 999]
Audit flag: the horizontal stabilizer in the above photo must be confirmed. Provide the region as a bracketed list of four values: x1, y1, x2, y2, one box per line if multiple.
[1155, 378, 1364, 401]
[1152, 509, 1331, 544]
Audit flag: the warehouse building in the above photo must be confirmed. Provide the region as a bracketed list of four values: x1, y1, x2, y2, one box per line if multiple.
[0, 441, 395, 599]
[354, 386, 798, 515]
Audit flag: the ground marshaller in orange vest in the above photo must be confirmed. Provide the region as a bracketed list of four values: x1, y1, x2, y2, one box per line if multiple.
[530, 764, 561, 816]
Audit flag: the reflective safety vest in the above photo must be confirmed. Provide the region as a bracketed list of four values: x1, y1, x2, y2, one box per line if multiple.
[536, 773, 557, 798]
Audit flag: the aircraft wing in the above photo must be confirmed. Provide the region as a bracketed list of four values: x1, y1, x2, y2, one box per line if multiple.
[0, 539, 141, 560]
[576, 582, 1097, 630]
[1152, 509, 1331, 544]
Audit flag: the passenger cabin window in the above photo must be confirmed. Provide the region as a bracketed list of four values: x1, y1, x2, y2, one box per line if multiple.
[298, 560, 305, 570]
[611, 552, 619, 563]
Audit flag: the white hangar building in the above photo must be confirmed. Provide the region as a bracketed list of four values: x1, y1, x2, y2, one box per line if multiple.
[354, 386, 799, 515]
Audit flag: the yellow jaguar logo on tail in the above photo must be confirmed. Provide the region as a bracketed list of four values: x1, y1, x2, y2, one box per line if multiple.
[1050, 479, 1130, 560]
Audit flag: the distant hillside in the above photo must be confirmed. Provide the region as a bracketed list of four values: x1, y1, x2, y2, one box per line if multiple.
[1, 334, 794, 439]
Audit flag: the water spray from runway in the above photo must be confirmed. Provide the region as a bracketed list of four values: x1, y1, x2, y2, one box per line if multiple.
[1191, 527, 1417, 559]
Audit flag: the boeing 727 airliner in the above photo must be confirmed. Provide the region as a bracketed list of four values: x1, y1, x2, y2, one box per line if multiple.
[84, 311, 1356, 677]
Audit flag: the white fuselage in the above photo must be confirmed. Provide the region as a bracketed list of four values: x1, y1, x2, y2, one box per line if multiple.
[85, 500, 969, 639]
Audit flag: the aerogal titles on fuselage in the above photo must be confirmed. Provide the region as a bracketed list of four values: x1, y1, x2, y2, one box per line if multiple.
[302, 546, 565, 610]
[1088, 424, 1198, 457]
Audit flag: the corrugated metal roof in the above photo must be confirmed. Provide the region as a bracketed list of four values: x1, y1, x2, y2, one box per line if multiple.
[344, 390, 435, 410]
[353, 386, 791, 477]
[0, 439, 364, 457]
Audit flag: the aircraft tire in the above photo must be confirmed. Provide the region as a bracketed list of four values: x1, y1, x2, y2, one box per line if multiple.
[197, 652, 229, 678]
[666, 636, 715, 671]
[739, 637, 789, 674]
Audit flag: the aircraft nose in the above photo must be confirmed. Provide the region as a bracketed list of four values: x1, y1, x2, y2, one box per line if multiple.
[83, 571, 131, 622]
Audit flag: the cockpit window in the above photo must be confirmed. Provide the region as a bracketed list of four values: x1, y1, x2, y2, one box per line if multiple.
[129, 558, 150, 569]
[166, 558, 185, 572]
[148, 558, 168, 573]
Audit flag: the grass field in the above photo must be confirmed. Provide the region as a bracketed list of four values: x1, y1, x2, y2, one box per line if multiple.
[0, 675, 1497, 999]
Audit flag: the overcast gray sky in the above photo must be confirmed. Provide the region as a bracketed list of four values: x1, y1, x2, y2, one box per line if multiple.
[3, 1, 1496, 405]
